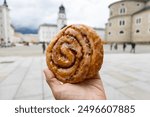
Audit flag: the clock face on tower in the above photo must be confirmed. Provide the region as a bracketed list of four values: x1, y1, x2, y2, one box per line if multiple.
[60, 14, 65, 18]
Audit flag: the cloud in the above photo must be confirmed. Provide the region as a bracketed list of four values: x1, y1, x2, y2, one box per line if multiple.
[2, 0, 118, 29]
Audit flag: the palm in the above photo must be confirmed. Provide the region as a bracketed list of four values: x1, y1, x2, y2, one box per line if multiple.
[44, 69, 106, 100]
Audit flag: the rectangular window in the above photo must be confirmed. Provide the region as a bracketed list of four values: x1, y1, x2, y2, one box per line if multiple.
[136, 18, 142, 24]
[119, 7, 126, 14]
[120, 9, 122, 14]
[119, 20, 126, 26]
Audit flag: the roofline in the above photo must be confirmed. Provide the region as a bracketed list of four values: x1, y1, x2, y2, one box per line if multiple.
[93, 27, 105, 30]
[0, 5, 9, 10]
[108, 14, 131, 20]
[39, 24, 57, 27]
[108, 0, 145, 8]
[107, 7, 150, 20]
[38, 24, 57, 30]
[10, 24, 15, 29]
[109, 0, 122, 8]
[132, 6, 150, 15]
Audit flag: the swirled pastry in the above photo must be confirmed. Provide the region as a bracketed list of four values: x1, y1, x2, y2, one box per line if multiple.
[46, 24, 103, 83]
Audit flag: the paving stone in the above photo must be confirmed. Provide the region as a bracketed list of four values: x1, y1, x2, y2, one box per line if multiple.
[0, 58, 32, 86]
[14, 58, 43, 99]
[0, 84, 18, 99]
[43, 80, 54, 99]
[14, 78, 43, 99]
[103, 84, 131, 100]
[119, 85, 150, 100]
[102, 71, 135, 82]
[14, 94, 43, 100]
[0, 59, 21, 83]
[44, 96, 55, 100]
[101, 74, 128, 88]
[129, 81, 150, 93]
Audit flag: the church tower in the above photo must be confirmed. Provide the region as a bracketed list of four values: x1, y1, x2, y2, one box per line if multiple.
[0, 0, 11, 45]
[3, 0, 8, 7]
[57, 4, 67, 30]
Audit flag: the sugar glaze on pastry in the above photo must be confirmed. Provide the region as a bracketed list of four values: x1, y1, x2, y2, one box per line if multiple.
[46, 24, 103, 83]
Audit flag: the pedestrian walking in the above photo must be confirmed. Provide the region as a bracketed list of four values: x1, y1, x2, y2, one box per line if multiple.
[130, 43, 136, 53]
[123, 43, 126, 52]
[114, 43, 118, 50]
[42, 42, 46, 54]
[110, 43, 113, 50]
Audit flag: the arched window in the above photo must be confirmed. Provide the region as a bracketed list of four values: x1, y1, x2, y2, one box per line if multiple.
[120, 31, 124, 34]
[136, 29, 140, 33]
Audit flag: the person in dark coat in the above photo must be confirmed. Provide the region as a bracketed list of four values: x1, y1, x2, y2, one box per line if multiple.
[123, 43, 126, 52]
[114, 43, 118, 50]
[130, 43, 136, 53]
[110, 43, 113, 50]
[42, 42, 46, 54]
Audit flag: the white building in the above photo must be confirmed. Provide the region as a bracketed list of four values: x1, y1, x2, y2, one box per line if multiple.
[94, 27, 105, 40]
[39, 4, 105, 42]
[105, 0, 150, 43]
[38, 24, 57, 42]
[0, 0, 15, 46]
[38, 4, 67, 42]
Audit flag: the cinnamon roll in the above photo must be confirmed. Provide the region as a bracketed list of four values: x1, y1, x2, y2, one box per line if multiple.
[46, 24, 103, 83]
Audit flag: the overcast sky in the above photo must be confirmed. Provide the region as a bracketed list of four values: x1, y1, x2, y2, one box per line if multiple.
[1, 0, 118, 29]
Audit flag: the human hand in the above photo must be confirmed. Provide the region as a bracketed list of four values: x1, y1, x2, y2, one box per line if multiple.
[44, 68, 106, 100]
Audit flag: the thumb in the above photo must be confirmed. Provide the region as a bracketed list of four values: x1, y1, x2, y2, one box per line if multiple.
[44, 68, 61, 89]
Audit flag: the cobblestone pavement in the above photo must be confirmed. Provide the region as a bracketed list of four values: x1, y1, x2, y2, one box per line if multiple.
[0, 56, 54, 100]
[0, 54, 150, 100]
[101, 54, 150, 100]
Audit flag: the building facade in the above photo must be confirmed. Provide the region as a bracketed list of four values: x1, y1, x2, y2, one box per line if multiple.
[0, 0, 14, 46]
[38, 24, 57, 42]
[38, 4, 67, 42]
[39, 4, 105, 42]
[94, 27, 105, 40]
[105, 0, 150, 43]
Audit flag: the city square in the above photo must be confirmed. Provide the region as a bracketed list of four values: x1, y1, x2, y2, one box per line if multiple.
[0, 0, 150, 100]
[0, 1, 150, 117]
[0, 44, 150, 100]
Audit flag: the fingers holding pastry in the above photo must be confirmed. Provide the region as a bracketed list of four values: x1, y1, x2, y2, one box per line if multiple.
[44, 68, 61, 88]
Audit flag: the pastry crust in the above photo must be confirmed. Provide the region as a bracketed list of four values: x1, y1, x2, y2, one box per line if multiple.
[46, 24, 103, 83]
